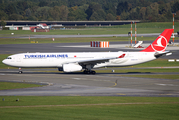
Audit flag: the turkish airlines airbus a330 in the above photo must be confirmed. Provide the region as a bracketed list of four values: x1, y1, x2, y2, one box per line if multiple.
[2, 29, 173, 74]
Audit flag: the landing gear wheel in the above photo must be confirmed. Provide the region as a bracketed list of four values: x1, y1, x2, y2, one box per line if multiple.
[83, 70, 96, 75]
[84, 70, 90, 74]
[83, 70, 87, 74]
[18, 68, 23, 74]
[91, 71, 96, 75]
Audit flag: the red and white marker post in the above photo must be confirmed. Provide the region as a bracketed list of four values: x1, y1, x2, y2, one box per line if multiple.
[131, 22, 132, 45]
[135, 22, 137, 44]
[173, 13, 175, 43]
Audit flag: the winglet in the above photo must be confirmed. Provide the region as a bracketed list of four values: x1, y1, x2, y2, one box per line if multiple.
[140, 29, 174, 52]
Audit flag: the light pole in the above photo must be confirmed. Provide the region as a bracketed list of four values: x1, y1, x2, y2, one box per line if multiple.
[131, 21, 132, 45]
[172, 13, 176, 43]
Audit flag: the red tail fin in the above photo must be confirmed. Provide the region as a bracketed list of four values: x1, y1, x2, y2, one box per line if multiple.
[140, 29, 173, 52]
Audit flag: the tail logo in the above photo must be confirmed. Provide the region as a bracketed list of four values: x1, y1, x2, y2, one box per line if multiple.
[151, 35, 167, 52]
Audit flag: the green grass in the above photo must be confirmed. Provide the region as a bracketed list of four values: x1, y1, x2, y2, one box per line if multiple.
[106, 22, 179, 28]
[120, 74, 179, 80]
[0, 82, 44, 90]
[1, 22, 179, 44]
[1, 22, 179, 37]
[0, 27, 178, 36]
[2, 96, 177, 106]
[1, 104, 179, 120]
[0, 96, 179, 120]
[135, 59, 179, 67]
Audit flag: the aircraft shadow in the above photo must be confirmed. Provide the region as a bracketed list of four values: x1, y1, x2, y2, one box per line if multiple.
[0, 71, 152, 75]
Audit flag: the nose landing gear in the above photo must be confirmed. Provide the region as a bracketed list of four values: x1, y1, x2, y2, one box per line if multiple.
[18, 68, 23, 74]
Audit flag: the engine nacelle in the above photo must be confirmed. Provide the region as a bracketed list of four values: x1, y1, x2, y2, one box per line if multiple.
[63, 63, 82, 72]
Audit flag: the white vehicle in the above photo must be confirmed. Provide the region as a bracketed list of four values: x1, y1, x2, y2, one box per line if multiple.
[2, 29, 173, 74]
[37, 23, 49, 29]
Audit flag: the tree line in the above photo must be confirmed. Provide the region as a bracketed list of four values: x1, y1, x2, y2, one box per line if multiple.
[0, 0, 179, 22]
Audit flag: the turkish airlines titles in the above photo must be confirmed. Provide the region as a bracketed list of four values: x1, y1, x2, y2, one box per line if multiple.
[24, 54, 68, 59]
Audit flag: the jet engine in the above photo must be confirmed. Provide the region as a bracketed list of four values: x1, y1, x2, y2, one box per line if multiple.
[62, 63, 82, 72]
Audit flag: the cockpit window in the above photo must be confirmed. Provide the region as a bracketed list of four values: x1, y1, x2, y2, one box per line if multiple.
[7, 57, 12, 59]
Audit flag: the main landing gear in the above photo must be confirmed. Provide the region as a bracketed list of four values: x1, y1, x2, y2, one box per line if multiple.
[18, 68, 23, 74]
[83, 65, 96, 75]
[83, 70, 96, 75]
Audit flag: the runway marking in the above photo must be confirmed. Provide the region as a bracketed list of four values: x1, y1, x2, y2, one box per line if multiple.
[73, 78, 82, 80]
[113, 79, 118, 87]
[159, 94, 173, 96]
[1, 102, 179, 108]
[113, 82, 117, 87]
[0, 74, 5, 75]
[155, 83, 178, 86]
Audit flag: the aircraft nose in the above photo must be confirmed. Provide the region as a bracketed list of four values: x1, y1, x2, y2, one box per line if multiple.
[2, 59, 5, 64]
[2, 59, 7, 64]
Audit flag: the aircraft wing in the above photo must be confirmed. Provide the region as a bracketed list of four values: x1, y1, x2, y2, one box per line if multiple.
[76, 54, 126, 66]
[77, 57, 117, 66]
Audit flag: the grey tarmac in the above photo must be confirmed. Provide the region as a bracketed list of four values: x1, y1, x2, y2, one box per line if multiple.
[0, 68, 179, 96]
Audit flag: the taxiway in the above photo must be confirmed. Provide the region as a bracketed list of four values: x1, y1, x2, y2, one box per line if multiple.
[0, 69, 179, 96]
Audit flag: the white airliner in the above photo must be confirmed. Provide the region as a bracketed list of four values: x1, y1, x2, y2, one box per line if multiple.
[2, 29, 173, 74]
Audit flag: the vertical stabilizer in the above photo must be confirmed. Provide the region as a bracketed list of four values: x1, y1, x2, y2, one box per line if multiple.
[140, 29, 173, 52]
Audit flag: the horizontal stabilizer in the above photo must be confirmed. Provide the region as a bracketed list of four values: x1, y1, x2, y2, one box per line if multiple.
[154, 51, 172, 58]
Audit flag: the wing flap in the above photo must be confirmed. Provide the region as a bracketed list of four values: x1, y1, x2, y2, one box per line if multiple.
[78, 57, 117, 65]
[64, 54, 126, 66]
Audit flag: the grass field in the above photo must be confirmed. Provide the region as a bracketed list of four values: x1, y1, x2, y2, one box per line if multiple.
[120, 74, 179, 80]
[100, 22, 179, 29]
[0, 96, 179, 120]
[134, 58, 179, 67]
[1, 22, 178, 44]
[0, 22, 179, 37]
[0, 27, 179, 36]
[0, 82, 44, 90]
[0, 27, 176, 36]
